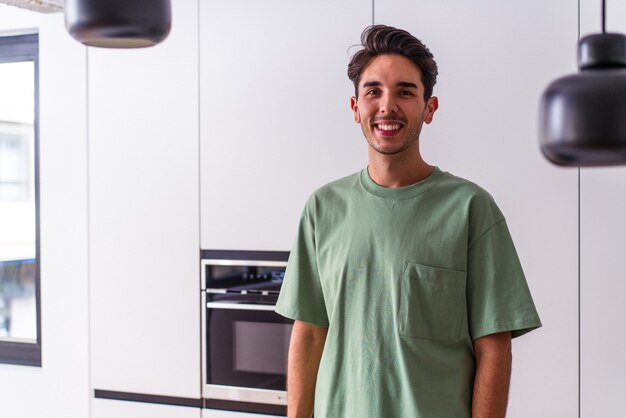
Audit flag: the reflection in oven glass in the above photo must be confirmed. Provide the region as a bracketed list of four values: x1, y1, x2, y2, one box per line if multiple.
[234, 321, 293, 375]
[208, 305, 293, 391]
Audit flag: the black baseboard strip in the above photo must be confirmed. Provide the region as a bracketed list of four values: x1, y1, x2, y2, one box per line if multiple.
[203, 398, 286, 416]
[93, 390, 287, 415]
[200, 249, 289, 262]
[94, 389, 203, 408]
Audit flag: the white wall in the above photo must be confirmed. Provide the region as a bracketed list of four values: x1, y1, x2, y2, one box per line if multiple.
[0, 6, 91, 418]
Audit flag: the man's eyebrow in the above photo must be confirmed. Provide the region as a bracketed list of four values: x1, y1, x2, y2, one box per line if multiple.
[398, 81, 418, 89]
[360, 81, 419, 89]
[362, 81, 381, 88]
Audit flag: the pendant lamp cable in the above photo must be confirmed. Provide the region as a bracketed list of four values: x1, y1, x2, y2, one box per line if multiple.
[602, 0, 606, 33]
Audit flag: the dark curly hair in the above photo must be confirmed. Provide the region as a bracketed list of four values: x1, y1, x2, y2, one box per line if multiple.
[347, 25, 438, 100]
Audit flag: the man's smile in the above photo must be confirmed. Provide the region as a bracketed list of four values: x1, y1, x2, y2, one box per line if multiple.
[373, 119, 405, 136]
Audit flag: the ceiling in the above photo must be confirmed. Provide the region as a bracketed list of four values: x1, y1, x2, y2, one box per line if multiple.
[0, 0, 62, 13]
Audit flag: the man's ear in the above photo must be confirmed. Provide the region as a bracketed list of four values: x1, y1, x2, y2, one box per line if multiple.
[424, 96, 439, 124]
[350, 96, 360, 123]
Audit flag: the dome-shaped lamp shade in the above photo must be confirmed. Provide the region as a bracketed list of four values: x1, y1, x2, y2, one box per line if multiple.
[540, 33, 626, 166]
[64, 0, 172, 48]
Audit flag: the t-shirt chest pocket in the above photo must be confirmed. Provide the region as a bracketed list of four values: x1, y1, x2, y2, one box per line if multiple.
[398, 262, 467, 343]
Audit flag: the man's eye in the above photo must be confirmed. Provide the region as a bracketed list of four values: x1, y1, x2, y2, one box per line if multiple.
[365, 89, 381, 96]
[400, 90, 414, 96]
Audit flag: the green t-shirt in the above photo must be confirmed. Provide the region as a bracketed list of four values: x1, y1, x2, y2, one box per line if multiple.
[275, 166, 541, 418]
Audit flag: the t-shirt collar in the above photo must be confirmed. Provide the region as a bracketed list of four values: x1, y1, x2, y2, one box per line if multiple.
[360, 165, 443, 199]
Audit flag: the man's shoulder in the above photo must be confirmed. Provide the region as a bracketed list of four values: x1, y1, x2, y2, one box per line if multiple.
[437, 169, 505, 229]
[437, 169, 496, 202]
[309, 170, 363, 199]
[298, 170, 363, 218]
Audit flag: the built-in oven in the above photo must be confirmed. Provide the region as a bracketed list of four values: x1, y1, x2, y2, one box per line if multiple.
[201, 250, 291, 416]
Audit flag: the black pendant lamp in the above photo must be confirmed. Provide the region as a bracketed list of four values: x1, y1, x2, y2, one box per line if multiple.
[64, 0, 172, 48]
[540, 0, 626, 166]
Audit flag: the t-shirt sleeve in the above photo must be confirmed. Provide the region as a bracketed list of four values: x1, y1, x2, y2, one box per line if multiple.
[275, 198, 329, 328]
[466, 219, 542, 340]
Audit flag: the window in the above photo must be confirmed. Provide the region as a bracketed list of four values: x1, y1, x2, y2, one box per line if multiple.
[0, 33, 40, 366]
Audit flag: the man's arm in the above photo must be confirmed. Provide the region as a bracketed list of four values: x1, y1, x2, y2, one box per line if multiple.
[287, 320, 328, 418]
[472, 331, 512, 418]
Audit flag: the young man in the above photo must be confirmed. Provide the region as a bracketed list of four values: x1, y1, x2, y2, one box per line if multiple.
[275, 25, 541, 418]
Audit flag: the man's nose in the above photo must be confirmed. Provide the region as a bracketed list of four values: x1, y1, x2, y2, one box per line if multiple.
[379, 93, 398, 114]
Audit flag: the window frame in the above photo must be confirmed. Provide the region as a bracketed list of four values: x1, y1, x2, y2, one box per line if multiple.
[0, 33, 41, 367]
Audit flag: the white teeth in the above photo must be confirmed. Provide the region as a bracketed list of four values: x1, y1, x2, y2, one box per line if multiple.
[377, 124, 401, 131]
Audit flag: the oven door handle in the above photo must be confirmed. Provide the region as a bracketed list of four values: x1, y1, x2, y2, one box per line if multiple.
[205, 301, 277, 311]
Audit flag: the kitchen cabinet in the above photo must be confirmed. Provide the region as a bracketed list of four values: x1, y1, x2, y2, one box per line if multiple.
[199, 0, 371, 251]
[88, 0, 200, 399]
[579, 2, 626, 416]
[92, 398, 200, 418]
[203, 409, 282, 418]
[580, 168, 626, 416]
[375, 1, 579, 416]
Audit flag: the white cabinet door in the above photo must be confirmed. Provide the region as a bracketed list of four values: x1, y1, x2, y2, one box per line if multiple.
[202, 409, 282, 418]
[200, 0, 371, 251]
[92, 398, 200, 418]
[580, 168, 626, 416]
[375, 1, 579, 417]
[88, 0, 201, 398]
[579, 2, 626, 416]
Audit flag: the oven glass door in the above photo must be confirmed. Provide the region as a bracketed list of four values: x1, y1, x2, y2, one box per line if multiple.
[207, 304, 293, 391]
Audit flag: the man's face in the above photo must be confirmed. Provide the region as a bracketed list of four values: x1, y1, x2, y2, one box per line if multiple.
[350, 54, 438, 156]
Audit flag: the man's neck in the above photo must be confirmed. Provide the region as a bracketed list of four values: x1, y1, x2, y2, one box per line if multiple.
[367, 149, 433, 188]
